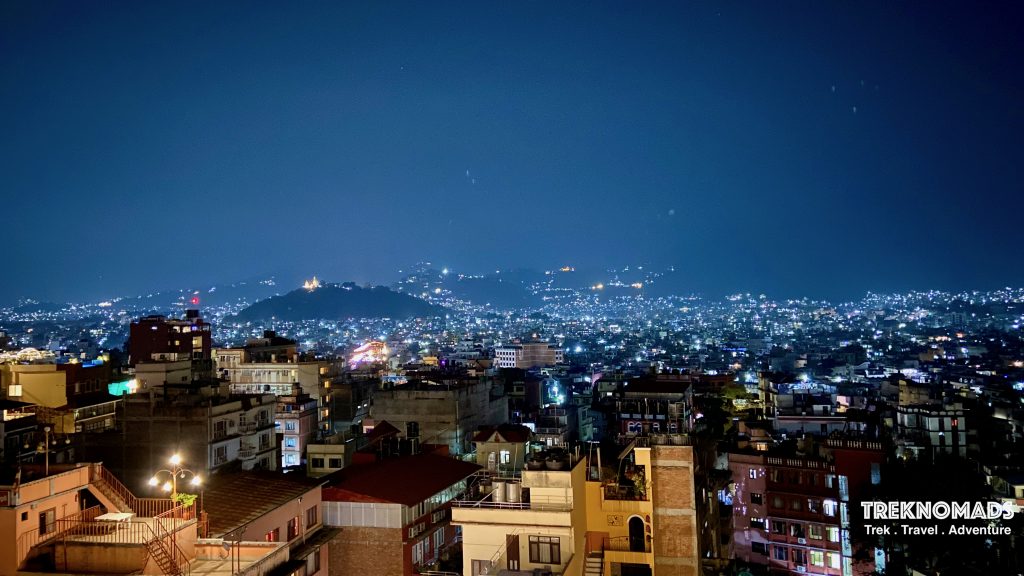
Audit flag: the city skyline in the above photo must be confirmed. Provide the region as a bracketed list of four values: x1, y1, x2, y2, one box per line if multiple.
[4, 2, 1024, 304]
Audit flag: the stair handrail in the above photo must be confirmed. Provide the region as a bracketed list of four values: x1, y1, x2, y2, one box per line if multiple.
[152, 504, 195, 576]
[92, 462, 139, 512]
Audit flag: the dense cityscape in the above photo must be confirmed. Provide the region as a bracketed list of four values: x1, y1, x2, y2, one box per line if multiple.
[1, 270, 1023, 575]
[5, 1, 1023, 576]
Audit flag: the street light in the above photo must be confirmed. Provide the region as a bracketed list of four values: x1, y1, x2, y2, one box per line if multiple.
[148, 453, 201, 501]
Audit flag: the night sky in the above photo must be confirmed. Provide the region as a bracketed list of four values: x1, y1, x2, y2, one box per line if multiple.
[3, 1, 1022, 304]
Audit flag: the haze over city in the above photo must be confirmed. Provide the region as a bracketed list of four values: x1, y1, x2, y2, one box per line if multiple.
[4, 1, 1023, 305]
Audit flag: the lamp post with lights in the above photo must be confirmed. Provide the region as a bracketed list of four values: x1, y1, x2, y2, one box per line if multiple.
[148, 453, 202, 511]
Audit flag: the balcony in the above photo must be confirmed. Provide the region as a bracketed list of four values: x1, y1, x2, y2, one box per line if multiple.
[239, 447, 256, 460]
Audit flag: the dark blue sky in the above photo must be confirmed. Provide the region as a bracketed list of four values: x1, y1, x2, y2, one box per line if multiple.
[3, 1, 1022, 304]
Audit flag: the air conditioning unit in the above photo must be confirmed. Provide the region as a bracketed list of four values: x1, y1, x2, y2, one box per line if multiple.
[795, 566, 807, 573]
[797, 537, 807, 544]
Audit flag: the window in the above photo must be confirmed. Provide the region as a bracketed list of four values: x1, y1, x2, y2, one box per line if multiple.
[285, 421, 297, 431]
[311, 457, 325, 468]
[749, 517, 765, 530]
[266, 528, 280, 542]
[792, 548, 805, 565]
[789, 523, 805, 538]
[810, 550, 825, 566]
[807, 498, 820, 513]
[771, 520, 786, 535]
[39, 509, 56, 535]
[749, 468, 757, 479]
[328, 458, 342, 468]
[773, 545, 787, 561]
[771, 496, 784, 509]
[827, 552, 841, 568]
[825, 474, 835, 488]
[214, 446, 227, 466]
[752, 541, 768, 555]
[827, 526, 840, 542]
[288, 516, 300, 540]
[808, 524, 823, 540]
[750, 492, 763, 505]
[500, 450, 511, 464]
[285, 436, 298, 449]
[306, 505, 318, 528]
[529, 535, 560, 564]
[789, 499, 802, 511]
[823, 499, 837, 517]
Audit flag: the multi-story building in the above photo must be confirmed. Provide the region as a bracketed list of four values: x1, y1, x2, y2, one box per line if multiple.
[454, 450, 587, 576]
[82, 383, 279, 491]
[215, 331, 339, 436]
[0, 462, 288, 576]
[128, 309, 212, 379]
[895, 403, 967, 459]
[453, 440, 713, 576]
[729, 439, 884, 576]
[370, 377, 506, 455]
[203, 470, 329, 576]
[275, 385, 319, 469]
[322, 450, 481, 576]
[494, 343, 564, 369]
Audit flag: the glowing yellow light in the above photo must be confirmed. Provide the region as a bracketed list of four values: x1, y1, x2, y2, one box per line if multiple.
[162, 482, 172, 493]
[169, 453, 182, 466]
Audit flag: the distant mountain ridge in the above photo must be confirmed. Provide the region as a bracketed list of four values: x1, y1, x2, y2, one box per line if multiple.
[230, 283, 441, 322]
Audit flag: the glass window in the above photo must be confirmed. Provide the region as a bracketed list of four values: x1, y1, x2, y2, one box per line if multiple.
[773, 545, 787, 561]
[810, 550, 825, 566]
[808, 524, 823, 540]
[529, 535, 560, 565]
[827, 526, 840, 542]
[751, 492, 763, 505]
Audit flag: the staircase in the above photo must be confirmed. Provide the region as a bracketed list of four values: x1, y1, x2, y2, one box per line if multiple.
[146, 537, 184, 576]
[584, 552, 604, 576]
[87, 467, 134, 514]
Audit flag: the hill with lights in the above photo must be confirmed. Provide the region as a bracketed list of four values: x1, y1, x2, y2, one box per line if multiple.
[230, 282, 441, 322]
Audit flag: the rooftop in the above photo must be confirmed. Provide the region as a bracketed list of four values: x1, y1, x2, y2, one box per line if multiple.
[323, 452, 481, 507]
[203, 471, 325, 538]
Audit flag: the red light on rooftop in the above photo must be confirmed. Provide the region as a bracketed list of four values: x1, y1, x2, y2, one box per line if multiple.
[191, 297, 200, 305]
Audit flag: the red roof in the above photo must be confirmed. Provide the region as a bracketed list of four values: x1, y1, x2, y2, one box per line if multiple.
[322, 453, 481, 507]
[472, 424, 531, 444]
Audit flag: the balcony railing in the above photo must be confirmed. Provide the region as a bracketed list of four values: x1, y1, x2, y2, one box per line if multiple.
[603, 535, 651, 554]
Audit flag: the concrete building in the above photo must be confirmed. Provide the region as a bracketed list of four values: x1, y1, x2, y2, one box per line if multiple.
[472, 424, 532, 474]
[370, 378, 506, 455]
[82, 383, 279, 492]
[322, 451, 481, 576]
[0, 462, 289, 576]
[453, 451, 587, 576]
[214, 332, 340, 436]
[202, 470, 330, 576]
[453, 440, 712, 576]
[276, 386, 319, 469]
[494, 343, 564, 369]
[129, 310, 213, 380]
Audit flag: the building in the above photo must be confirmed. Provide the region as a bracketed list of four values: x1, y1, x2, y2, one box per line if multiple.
[370, 377, 506, 455]
[81, 383, 279, 491]
[322, 450, 481, 576]
[202, 470, 330, 576]
[128, 310, 212, 379]
[276, 386, 319, 469]
[494, 343, 564, 369]
[0, 462, 290, 576]
[729, 439, 884, 576]
[472, 424, 532, 474]
[214, 331, 339, 436]
[453, 449, 587, 576]
[453, 440, 713, 576]
[895, 403, 967, 459]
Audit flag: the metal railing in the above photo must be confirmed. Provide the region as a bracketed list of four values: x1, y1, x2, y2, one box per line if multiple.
[603, 535, 651, 553]
[16, 505, 103, 567]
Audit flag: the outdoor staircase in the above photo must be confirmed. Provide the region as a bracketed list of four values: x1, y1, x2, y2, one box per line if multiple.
[584, 552, 604, 576]
[146, 537, 183, 576]
[86, 469, 134, 514]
